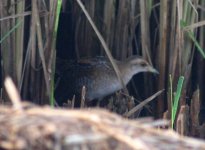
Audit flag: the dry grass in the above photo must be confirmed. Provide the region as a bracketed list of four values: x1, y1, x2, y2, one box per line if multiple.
[1, 103, 205, 150]
[0, 1, 58, 104]
[0, 0, 205, 137]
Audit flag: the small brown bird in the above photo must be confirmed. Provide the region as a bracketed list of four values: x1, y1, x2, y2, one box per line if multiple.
[55, 56, 158, 106]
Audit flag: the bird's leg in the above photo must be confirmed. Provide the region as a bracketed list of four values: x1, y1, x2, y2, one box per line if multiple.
[96, 98, 103, 107]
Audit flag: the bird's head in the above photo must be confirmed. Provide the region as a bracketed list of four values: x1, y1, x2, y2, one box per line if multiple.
[126, 56, 158, 74]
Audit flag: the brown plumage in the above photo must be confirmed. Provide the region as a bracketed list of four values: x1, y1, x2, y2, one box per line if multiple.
[55, 56, 158, 106]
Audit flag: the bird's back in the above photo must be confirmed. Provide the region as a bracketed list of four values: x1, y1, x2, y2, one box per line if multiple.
[55, 57, 121, 106]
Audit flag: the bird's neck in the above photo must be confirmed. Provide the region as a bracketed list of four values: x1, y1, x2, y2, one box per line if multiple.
[117, 62, 135, 85]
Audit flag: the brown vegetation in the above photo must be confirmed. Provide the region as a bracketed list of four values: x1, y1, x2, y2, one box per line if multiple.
[0, 0, 205, 141]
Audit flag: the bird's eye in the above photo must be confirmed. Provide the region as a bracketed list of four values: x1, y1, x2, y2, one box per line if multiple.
[140, 62, 147, 67]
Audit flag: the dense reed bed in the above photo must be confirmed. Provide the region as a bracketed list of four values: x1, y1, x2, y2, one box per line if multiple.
[0, 0, 205, 137]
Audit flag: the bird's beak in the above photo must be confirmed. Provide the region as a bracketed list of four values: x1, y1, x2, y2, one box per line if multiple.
[148, 66, 159, 74]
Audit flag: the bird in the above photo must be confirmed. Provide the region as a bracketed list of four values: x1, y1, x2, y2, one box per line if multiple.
[54, 56, 158, 106]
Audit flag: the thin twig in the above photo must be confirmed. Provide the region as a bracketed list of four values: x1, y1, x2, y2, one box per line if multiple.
[4, 77, 23, 111]
[32, 1, 50, 96]
[123, 89, 164, 117]
[80, 86, 86, 108]
[71, 95, 76, 109]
